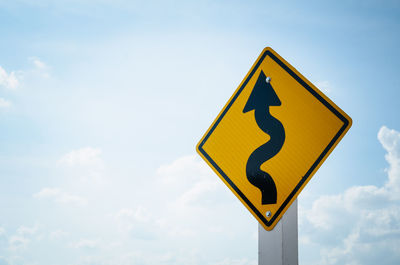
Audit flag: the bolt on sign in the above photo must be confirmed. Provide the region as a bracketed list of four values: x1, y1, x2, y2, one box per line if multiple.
[196, 47, 352, 230]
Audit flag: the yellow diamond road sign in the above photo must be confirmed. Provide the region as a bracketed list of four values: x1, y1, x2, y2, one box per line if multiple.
[196, 47, 352, 231]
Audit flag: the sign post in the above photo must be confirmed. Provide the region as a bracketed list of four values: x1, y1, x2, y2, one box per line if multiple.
[259, 199, 298, 265]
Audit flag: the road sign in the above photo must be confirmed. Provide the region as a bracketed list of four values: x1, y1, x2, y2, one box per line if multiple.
[196, 47, 352, 230]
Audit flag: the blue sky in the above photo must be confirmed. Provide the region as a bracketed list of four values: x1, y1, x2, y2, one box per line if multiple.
[0, 0, 399, 264]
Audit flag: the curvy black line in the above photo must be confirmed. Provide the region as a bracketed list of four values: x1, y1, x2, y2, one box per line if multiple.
[243, 71, 285, 205]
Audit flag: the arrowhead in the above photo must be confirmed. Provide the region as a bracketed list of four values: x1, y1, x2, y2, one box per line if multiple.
[243, 71, 281, 113]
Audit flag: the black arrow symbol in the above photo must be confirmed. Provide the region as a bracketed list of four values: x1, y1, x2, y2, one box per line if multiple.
[243, 71, 285, 205]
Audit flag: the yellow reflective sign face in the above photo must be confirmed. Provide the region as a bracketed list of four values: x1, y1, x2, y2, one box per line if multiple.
[196, 47, 352, 231]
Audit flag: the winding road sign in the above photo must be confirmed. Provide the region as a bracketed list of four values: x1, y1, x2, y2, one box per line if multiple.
[196, 47, 352, 230]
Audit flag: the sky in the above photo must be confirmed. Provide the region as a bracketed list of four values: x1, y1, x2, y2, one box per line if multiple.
[0, 0, 399, 264]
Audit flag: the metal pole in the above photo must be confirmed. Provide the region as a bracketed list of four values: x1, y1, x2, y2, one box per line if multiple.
[258, 199, 298, 265]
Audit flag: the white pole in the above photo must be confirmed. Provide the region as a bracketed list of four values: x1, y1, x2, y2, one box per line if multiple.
[258, 199, 298, 265]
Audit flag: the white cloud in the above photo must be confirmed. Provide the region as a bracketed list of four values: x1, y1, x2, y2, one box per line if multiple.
[154, 155, 254, 242]
[58, 147, 103, 167]
[0, 57, 50, 92]
[28, 57, 50, 78]
[379, 126, 400, 195]
[115, 207, 150, 224]
[7, 225, 39, 252]
[0, 66, 19, 89]
[300, 126, 400, 265]
[154, 155, 226, 239]
[30, 58, 46, 70]
[33, 187, 60, 198]
[8, 235, 30, 251]
[175, 178, 219, 207]
[114, 207, 157, 240]
[0, 98, 11, 109]
[71, 239, 98, 249]
[57, 147, 105, 184]
[16, 226, 38, 236]
[33, 187, 88, 206]
[156, 154, 213, 184]
[49, 230, 69, 240]
[3, 154, 256, 265]
[56, 193, 88, 205]
[156, 154, 222, 208]
[0, 227, 5, 237]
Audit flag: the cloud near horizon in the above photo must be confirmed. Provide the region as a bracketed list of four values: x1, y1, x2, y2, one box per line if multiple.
[1, 126, 399, 265]
[299, 126, 400, 265]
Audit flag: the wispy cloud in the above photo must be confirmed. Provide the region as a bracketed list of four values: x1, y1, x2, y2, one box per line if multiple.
[70, 238, 98, 249]
[33, 187, 88, 206]
[49, 230, 69, 240]
[8, 235, 30, 251]
[0, 66, 19, 90]
[57, 147, 105, 184]
[154, 154, 251, 241]
[28, 57, 50, 79]
[16, 225, 38, 236]
[58, 147, 103, 167]
[8, 225, 39, 252]
[300, 126, 400, 265]
[114, 207, 157, 240]
[0, 97, 11, 109]
[157, 154, 220, 208]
